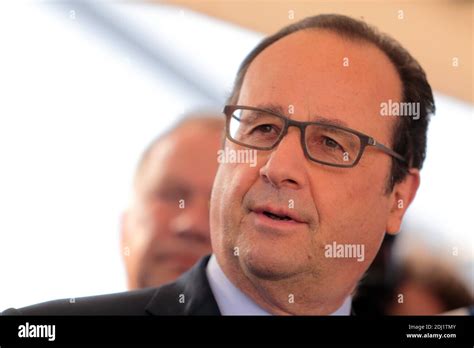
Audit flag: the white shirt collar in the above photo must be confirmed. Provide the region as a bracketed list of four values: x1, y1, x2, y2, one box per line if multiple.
[206, 254, 352, 315]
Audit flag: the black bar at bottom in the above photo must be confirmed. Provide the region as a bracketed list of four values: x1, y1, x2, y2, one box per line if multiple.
[0, 316, 472, 346]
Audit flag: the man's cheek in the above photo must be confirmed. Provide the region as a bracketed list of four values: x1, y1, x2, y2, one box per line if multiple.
[329, 198, 387, 266]
[317, 182, 386, 250]
[220, 162, 259, 199]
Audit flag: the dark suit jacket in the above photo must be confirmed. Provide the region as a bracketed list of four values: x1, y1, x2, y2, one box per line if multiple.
[2, 255, 221, 315]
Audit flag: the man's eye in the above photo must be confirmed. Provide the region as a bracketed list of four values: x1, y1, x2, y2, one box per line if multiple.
[323, 137, 343, 150]
[253, 124, 276, 134]
[154, 188, 188, 202]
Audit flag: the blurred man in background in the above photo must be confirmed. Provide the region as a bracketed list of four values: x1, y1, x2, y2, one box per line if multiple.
[354, 235, 473, 315]
[385, 245, 473, 315]
[121, 114, 224, 289]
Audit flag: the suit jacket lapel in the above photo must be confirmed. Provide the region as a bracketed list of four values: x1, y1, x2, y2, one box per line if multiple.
[145, 255, 221, 315]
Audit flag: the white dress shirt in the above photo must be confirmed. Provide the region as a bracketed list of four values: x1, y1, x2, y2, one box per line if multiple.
[206, 254, 352, 315]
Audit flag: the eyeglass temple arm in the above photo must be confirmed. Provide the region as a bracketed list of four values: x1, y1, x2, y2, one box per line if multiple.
[368, 138, 407, 163]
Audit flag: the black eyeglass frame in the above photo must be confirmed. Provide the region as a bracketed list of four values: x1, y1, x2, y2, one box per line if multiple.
[223, 105, 407, 168]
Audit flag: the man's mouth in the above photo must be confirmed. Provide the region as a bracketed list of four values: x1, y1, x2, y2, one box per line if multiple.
[262, 210, 292, 221]
[251, 205, 305, 224]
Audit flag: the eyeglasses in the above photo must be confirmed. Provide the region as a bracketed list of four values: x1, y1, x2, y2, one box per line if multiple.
[223, 105, 407, 168]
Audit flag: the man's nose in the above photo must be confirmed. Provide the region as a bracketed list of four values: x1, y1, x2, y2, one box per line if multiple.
[259, 128, 308, 190]
[169, 195, 211, 245]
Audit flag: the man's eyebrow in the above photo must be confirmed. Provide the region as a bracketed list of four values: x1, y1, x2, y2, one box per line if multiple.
[254, 103, 286, 115]
[254, 103, 349, 128]
[312, 116, 349, 128]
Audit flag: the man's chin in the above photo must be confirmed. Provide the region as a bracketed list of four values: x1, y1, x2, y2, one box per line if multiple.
[240, 251, 307, 282]
[234, 231, 312, 281]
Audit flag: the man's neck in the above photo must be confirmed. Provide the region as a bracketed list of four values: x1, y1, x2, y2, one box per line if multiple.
[207, 254, 352, 315]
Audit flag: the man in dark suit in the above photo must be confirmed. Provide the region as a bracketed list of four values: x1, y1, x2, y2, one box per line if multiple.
[2, 13, 434, 316]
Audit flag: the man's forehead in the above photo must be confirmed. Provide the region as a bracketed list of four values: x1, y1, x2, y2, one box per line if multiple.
[137, 126, 221, 185]
[249, 29, 396, 70]
[152, 126, 221, 164]
[239, 29, 401, 137]
[242, 29, 402, 103]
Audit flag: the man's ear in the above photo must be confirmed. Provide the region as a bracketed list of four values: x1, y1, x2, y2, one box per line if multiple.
[386, 168, 420, 235]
